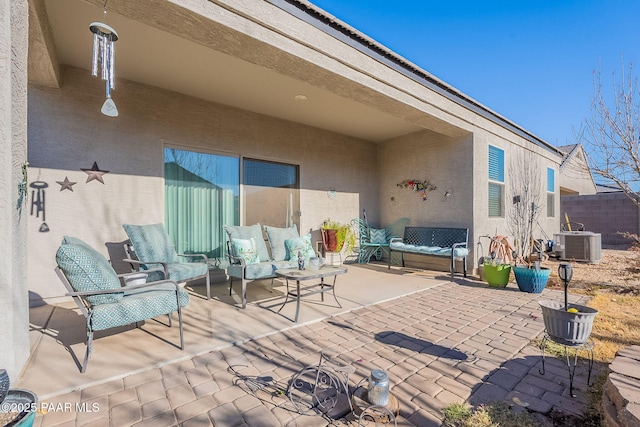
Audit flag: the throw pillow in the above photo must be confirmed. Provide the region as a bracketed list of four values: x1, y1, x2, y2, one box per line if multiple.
[370, 228, 387, 244]
[264, 225, 299, 261]
[231, 238, 260, 264]
[285, 234, 316, 260]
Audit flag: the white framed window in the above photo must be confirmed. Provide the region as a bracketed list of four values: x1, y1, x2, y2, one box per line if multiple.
[488, 145, 505, 217]
[547, 167, 555, 217]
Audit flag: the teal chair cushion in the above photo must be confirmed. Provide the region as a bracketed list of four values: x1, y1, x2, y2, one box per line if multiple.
[123, 223, 179, 264]
[227, 262, 275, 280]
[56, 240, 124, 305]
[223, 224, 270, 262]
[167, 262, 209, 283]
[264, 225, 299, 261]
[90, 283, 189, 331]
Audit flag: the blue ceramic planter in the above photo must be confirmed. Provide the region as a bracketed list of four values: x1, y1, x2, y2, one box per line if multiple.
[513, 265, 550, 293]
[2, 389, 37, 427]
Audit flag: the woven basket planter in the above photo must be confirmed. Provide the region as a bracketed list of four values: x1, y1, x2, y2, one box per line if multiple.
[539, 300, 598, 346]
[513, 265, 550, 293]
[483, 263, 511, 288]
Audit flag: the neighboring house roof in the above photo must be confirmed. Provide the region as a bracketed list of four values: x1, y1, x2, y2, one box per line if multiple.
[557, 143, 580, 172]
[270, 0, 564, 157]
[596, 183, 625, 193]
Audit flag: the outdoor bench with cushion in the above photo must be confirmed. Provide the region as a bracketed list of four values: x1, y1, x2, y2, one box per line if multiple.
[224, 223, 318, 308]
[388, 226, 469, 279]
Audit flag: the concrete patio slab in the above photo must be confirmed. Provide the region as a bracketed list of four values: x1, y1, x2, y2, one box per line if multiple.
[18, 264, 446, 399]
[19, 265, 601, 426]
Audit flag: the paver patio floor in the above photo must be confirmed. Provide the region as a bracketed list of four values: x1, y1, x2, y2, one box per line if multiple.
[23, 265, 598, 426]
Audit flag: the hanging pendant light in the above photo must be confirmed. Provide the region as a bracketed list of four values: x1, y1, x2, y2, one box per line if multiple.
[89, 2, 119, 117]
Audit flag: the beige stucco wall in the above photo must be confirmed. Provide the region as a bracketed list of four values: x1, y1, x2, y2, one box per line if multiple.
[472, 129, 561, 269]
[378, 129, 473, 228]
[27, 66, 378, 303]
[1, 0, 30, 380]
[377, 129, 474, 273]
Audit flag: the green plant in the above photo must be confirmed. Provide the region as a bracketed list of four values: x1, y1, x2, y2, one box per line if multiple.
[443, 402, 538, 427]
[322, 219, 357, 253]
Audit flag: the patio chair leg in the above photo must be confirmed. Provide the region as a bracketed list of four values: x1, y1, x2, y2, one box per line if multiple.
[168, 313, 172, 327]
[242, 278, 247, 309]
[450, 255, 454, 281]
[229, 276, 234, 296]
[178, 308, 184, 350]
[81, 330, 93, 373]
[205, 269, 211, 300]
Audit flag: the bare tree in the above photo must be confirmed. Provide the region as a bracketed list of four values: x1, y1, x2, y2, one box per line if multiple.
[507, 150, 542, 263]
[578, 61, 640, 204]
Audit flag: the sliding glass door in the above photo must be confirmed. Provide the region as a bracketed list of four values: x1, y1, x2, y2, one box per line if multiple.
[164, 147, 239, 266]
[164, 149, 300, 267]
[243, 158, 300, 230]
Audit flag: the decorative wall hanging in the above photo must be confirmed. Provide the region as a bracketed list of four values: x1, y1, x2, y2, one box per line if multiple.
[81, 162, 109, 184]
[17, 162, 28, 216]
[397, 179, 437, 201]
[56, 177, 77, 192]
[441, 188, 454, 202]
[90, 1, 119, 117]
[30, 181, 48, 221]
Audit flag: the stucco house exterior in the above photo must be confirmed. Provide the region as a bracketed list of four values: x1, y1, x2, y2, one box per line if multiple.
[1, 0, 592, 378]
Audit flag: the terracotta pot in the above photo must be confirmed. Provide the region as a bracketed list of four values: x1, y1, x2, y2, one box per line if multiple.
[321, 228, 343, 252]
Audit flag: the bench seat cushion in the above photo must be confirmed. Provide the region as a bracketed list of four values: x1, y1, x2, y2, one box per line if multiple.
[390, 241, 469, 258]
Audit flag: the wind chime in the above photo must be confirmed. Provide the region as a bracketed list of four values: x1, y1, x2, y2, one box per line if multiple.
[90, 1, 119, 117]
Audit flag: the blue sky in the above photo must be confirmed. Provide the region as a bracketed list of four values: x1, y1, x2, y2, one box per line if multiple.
[310, 0, 640, 148]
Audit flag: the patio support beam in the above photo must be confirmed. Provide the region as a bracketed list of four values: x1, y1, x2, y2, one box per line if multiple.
[0, 0, 30, 379]
[28, 0, 61, 88]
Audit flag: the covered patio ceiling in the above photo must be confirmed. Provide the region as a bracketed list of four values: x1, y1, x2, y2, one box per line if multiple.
[27, 0, 463, 143]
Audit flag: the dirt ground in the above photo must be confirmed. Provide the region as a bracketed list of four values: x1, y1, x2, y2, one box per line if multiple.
[543, 245, 640, 294]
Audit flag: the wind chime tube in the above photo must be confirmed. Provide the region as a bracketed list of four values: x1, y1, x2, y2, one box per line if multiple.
[101, 35, 108, 81]
[108, 40, 115, 90]
[91, 32, 99, 77]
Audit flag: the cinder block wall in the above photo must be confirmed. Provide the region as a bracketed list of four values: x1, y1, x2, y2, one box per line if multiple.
[560, 193, 639, 246]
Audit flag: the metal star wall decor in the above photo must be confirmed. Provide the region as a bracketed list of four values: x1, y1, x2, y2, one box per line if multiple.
[56, 177, 77, 192]
[81, 162, 109, 184]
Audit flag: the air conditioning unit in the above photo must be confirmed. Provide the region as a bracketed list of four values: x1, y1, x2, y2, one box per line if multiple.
[553, 232, 602, 263]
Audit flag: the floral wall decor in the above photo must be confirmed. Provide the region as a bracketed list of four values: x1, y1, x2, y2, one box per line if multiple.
[397, 179, 437, 201]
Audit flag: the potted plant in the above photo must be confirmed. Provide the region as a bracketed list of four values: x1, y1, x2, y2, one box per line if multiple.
[321, 219, 357, 254]
[507, 153, 550, 293]
[540, 263, 598, 345]
[483, 257, 511, 288]
[481, 236, 513, 288]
